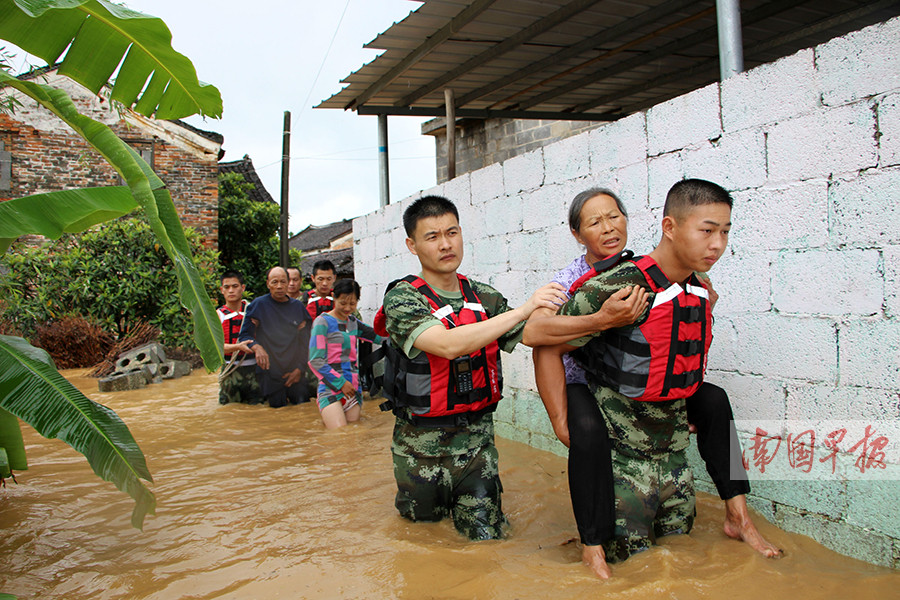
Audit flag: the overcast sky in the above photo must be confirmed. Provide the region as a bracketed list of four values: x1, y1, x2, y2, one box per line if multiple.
[150, 0, 435, 232]
[15, 0, 436, 232]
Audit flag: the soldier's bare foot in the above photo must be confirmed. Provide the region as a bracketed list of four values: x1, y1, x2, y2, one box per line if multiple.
[723, 495, 783, 558]
[582, 544, 612, 579]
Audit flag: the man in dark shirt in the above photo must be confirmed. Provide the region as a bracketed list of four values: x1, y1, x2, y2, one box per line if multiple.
[239, 266, 312, 407]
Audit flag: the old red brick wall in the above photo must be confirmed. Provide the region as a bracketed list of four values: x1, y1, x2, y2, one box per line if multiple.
[0, 113, 219, 248]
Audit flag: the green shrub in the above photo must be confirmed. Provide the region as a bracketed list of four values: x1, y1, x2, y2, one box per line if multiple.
[0, 218, 219, 349]
[217, 171, 300, 298]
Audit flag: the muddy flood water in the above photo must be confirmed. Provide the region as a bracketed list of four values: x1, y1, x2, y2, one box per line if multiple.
[1, 370, 897, 599]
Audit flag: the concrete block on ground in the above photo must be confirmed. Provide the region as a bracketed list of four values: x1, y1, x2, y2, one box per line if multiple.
[647, 82, 721, 156]
[115, 342, 165, 372]
[98, 371, 147, 392]
[159, 360, 192, 380]
[817, 17, 900, 107]
[721, 49, 820, 132]
[767, 102, 877, 182]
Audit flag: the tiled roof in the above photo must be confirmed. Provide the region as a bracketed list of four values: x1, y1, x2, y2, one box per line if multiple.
[218, 155, 275, 204]
[299, 247, 354, 278]
[289, 219, 353, 253]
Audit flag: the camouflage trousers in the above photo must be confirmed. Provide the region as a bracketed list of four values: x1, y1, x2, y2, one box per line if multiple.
[392, 443, 507, 541]
[603, 448, 695, 563]
[218, 364, 263, 405]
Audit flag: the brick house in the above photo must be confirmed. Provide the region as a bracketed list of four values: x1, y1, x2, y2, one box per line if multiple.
[0, 67, 223, 248]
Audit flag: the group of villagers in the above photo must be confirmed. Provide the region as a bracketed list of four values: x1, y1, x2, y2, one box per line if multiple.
[217, 259, 381, 429]
[218, 179, 784, 579]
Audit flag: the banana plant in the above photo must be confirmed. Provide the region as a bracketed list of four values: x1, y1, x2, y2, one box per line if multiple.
[0, 0, 225, 529]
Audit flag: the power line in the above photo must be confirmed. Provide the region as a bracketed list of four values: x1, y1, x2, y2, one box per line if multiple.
[298, 0, 352, 117]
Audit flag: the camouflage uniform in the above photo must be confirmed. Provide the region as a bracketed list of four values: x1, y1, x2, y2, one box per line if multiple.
[219, 364, 264, 405]
[560, 262, 695, 562]
[384, 277, 522, 540]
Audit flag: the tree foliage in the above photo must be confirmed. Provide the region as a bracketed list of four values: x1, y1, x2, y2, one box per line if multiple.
[0, 218, 219, 349]
[217, 172, 300, 297]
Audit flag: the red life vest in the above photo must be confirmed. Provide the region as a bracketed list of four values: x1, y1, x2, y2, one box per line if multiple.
[379, 274, 503, 424]
[217, 299, 248, 360]
[571, 255, 712, 401]
[305, 292, 334, 319]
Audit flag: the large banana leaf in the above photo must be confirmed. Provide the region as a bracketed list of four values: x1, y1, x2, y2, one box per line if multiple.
[0, 0, 222, 119]
[0, 71, 224, 371]
[0, 186, 138, 253]
[0, 335, 155, 529]
[0, 407, 27, 472]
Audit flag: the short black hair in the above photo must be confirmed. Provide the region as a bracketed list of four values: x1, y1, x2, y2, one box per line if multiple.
[403, 195, 459, 237]
[221, 270, 243, 284]
[664, 179, 733, 219]
[312, 260, 336, 276]
[332, 278, 361, 300]
[286, 266, 301, 277]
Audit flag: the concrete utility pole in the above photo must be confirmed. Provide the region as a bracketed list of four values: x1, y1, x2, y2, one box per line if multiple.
[280, 111, 291, 267]
[716, 0, 745, 80]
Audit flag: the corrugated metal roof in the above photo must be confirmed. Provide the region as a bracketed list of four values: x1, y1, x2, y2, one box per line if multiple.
[317, 0, 899, 121]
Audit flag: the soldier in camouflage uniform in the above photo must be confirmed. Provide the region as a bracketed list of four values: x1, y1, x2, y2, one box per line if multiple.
[218, 271, 263, 405]
[383, 195, 567, 540]
[556, 179, 737, 563]
[558, 261, 695, 562]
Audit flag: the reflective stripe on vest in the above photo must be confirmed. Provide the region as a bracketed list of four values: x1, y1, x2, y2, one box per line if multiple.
[573, 255, 712, 401]
[306, 294, 334, 318]
[384, 274, 503, 420]
[218, 300, 247, 360]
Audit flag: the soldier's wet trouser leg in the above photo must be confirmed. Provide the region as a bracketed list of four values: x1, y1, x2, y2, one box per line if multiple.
[686, 383, 750, 500]
[566, 383, 615, 545]
[603, 450, 695, 563]
[392, 444, 506, 541]
[450, 442, 506, 540]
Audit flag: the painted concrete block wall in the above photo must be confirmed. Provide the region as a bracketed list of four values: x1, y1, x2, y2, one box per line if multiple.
[354, 18, 900, 567]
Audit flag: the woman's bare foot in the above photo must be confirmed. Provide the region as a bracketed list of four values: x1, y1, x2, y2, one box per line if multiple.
[582, 544, 612, 579]
[723, 495, 783, 558]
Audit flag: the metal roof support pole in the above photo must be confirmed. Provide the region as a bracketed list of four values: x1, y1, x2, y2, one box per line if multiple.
[444, 88, 456, 181]
[377, 113, 390, 207]
[716, 0, 744, 79]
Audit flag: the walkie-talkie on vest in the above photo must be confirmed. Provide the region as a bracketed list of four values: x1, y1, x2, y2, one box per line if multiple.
[452, 356, 474, 394]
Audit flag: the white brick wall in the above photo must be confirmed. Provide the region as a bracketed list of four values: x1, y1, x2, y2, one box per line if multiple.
[353, 17, 900, 563]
